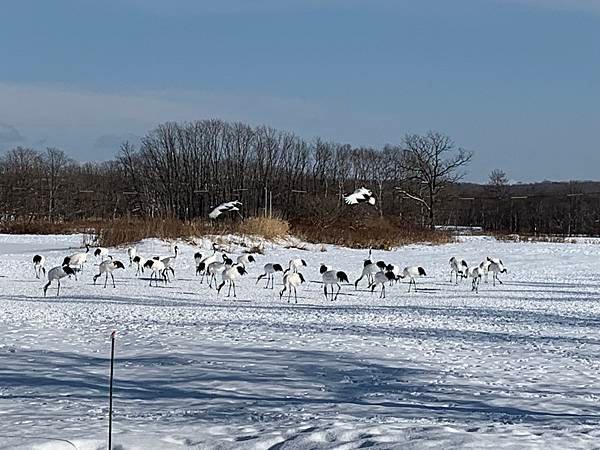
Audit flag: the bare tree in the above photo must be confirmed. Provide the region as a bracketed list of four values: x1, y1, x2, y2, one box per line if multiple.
[483, 169, 510, 230]
[488, 169, 509, 188]
[396, 131, 472, 230]
[42, 147, 71, 221]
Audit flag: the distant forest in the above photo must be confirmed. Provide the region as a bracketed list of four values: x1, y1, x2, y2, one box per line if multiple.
[1, 119, 599, 236]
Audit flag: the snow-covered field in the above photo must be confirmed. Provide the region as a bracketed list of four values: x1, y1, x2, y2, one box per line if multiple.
[1, 234, 600, 449]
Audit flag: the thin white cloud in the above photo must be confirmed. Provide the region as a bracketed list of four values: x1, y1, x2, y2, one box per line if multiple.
[0, 81, 326, 131]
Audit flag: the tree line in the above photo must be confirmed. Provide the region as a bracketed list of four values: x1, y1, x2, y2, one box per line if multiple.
[1, 118, 598, 236]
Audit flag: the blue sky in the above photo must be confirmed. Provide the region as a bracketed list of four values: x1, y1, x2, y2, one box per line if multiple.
[0, 0, 598, 182]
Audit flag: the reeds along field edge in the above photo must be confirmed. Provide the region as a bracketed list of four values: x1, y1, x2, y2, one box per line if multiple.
[0, 216, 452, 249]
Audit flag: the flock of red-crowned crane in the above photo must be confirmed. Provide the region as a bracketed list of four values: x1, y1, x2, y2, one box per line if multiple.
[33, 240, 507, 301]
[32, 185, 507, 299]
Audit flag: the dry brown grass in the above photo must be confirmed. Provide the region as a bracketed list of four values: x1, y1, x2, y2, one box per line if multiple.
[293, 216, 453, 250]
[0, 215, 452, 249]
[71, 216, 290, 247]
[96, 218, 197, 247]
[238, 216, 290, 240]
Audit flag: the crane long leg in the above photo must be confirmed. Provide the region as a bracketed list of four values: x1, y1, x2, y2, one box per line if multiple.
[104, 273, 108, 288]
[111, 273, 115, 288]
[354, 275, 363, 290]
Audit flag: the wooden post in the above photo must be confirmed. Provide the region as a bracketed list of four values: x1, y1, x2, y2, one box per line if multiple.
[108, 330, 116, 450]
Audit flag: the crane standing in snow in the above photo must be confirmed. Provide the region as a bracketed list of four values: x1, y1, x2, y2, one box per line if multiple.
[206, 258, 234, 289]
[217, 264, 248, 298]
[196, 244, 219, 280]
[43, 263, 77, 297]
[194, 252, 203, 274]
[256, 263, 284, 289]
[468, 266, 483, 293]
[354, 261, 386, 289]
[143, 259, 168, 286]
[131, 255, 145, 276]
[160, 245, 179, 279]
[399, 265, 427, 293]
[368, 270, 397, 299]
[33, 255, 46, 279]
[63, 244, 91, 278]
[355, 251, 387, 289]
[320, 264, 349, 301]
[280, 272, 306, 303]
[487, 257, 507, 286]
[449, 257, 469, 284]
[478, 257, 507, 285]
[385, 264, 402, 285]
[93, 259, 126, 288]
[127, 247, 137, 266]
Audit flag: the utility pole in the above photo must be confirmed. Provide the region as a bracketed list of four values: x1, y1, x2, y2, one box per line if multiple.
[264, 187, 268, 218]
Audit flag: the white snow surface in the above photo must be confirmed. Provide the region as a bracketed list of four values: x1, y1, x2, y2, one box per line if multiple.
[1, 234, 600, 449]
